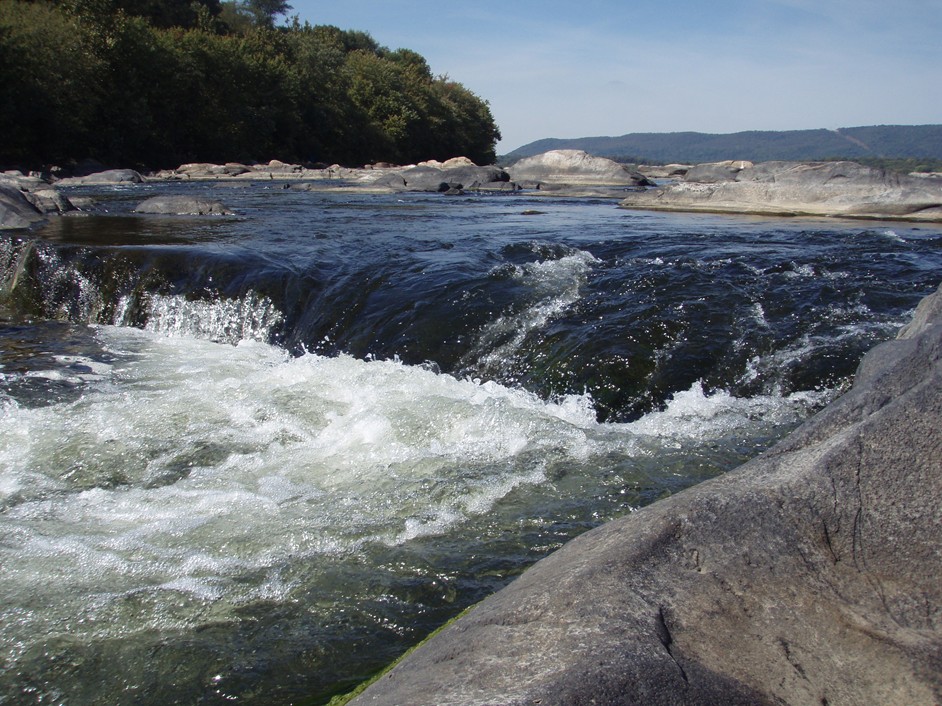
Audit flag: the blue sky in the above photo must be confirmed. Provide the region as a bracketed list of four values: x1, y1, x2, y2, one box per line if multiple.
[287, 1, 942, 153]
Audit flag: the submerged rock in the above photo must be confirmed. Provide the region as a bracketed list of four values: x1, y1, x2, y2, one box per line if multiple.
[508, 150, 654, 187]
[133, 195, 233, 215]
[350, 283, 942, 705]
[620, 160, 942, 221]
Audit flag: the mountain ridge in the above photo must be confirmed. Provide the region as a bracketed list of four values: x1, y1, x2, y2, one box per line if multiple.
[502, 124, 942, 164]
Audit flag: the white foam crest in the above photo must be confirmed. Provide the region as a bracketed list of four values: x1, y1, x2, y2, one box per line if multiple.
[881, 229, 906, 244]
[142, 291, 283, 343]
[473, 250, 598, 370]
[0, 326, 613, 629]
[750, 302, 769, 328]
[0, 323, 834, 662]
[628, 380, 827, 441]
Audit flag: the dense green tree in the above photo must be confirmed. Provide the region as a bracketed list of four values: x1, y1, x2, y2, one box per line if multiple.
[243, 0, 289, 27]
[0, 0, 102, 165]
[0, 1, 501, 169]
[217, 0, 287, 31]
[58, 0, 220, 28]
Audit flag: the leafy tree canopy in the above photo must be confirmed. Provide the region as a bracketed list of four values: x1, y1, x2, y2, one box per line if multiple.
[0, 0, 501, 169]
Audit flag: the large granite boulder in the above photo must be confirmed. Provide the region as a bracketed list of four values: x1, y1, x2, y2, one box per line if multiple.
[133, 195, 233, 215]
[173, 162, 252, 178]
[56, 169, 145, 186]
[620, 160, 942, 221]
[395, 164, 510, 192]
[351, 282, 942, 705]
[508, 150, 654, 187]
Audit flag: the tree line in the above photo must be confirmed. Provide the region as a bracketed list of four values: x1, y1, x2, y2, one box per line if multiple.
[0, 0, 502, 170]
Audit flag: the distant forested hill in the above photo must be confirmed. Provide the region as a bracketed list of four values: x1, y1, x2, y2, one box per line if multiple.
[503, 125, 942, 164]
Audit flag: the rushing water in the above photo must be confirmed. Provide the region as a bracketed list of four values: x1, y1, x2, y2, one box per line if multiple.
[1, 181, 940, 705]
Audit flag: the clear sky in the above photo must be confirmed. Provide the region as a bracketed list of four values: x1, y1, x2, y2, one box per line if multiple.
[286, 0, 941, 153]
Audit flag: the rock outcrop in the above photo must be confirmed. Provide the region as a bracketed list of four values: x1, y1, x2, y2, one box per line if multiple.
[0, 173, 76, 229]
[150, 158, 514, 193]
[351, 282, 942, 705]
[133, 195, 233, 216]
[508, 150, 654, 188]
[619, 160, 942, 221]
[0, 184, 47, 230]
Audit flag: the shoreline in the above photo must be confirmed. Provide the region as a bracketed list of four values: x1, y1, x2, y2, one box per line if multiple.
[5, 153, 942, 227]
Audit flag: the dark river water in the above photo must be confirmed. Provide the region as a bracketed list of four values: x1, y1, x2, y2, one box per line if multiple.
[1, 181, 940, 704]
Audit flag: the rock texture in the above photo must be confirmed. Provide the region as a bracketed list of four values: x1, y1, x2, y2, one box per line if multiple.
[351, 283, 942, 705]
[133, 195, 233, 215]
[0, 173, 76, 229]
[508, 150, 654, 187]
[619, 160, 942, 221]
[0, 184, 46, 230]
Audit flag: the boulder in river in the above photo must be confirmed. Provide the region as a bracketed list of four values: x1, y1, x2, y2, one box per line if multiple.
[620, 160, 942, 221]
[350, 282, 942, 705]
[508, 150, 654, 187]
[133, 195, 233, 216]
[56, 169, 145, 186]
[396, 164, 510, 192]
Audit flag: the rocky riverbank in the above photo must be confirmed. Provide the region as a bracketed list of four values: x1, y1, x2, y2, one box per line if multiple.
[4, 153, 942, 231]
[619, 159, 942, 221]
[348, 281, 942, 704]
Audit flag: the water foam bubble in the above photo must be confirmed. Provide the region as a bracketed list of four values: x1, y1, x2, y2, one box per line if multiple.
[0, 327, 609, 614]
[627, 380, 826, 441]
[142, 291, 283, 344]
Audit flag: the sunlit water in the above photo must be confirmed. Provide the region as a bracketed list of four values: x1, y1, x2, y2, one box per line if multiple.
[1, 182, 941, 704]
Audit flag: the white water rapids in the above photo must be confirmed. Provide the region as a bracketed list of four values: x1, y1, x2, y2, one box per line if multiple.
[0, 321, 828, 694]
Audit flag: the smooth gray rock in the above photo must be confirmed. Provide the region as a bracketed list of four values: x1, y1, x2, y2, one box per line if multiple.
[56, 169, 145, 186]
[0, 184, 46, 229]
[508, 150, 654, 187]
[351, 283, 942, 705]
[133, 195, 233, 215]
[174, 162, 252, 178]
[620, 160, 942, 221]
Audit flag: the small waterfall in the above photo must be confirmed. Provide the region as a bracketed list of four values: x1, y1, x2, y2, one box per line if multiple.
[0, 235, 285, 345]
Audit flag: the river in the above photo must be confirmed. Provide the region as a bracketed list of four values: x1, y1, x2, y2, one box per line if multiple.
[1, 181, 940, 704]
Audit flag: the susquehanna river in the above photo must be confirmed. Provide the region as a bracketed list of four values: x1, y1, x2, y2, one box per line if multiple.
[1, 181, 941, 704]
